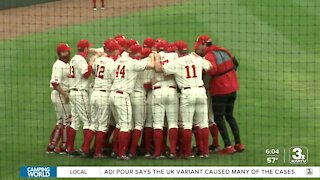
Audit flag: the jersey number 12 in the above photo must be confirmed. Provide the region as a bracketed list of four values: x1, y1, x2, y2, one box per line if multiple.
[185, 65, 197, 78]
[96, 65, 105, 79]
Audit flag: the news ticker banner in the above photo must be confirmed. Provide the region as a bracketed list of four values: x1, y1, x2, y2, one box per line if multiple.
[20, 166, 320, 178]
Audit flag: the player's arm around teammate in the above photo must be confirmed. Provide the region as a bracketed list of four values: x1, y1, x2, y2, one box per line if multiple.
[155, 41, 214, 158]
[152, 40, 179, 159]
[67, 39, 95, 157]
[196, 35, 245, 155]
[47, 43, 72, 154]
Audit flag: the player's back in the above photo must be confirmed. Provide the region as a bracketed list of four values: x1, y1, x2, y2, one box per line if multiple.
[153, 51, 177, 87]
[111, 56, 147, 94]
[93, 56, 115, 91]
[173, 53, 209, 89]
[133, 57, 152, 94]
[69, 54, 91, 91]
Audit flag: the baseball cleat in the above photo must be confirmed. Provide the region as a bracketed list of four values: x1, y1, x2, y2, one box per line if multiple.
[200, 154, 209, 159]
[110, 152, 117, 158]
[184, 155, 195, 159]
[101, 7, 105, 10]
[218, 146, 237, 155]
[117, 155, 130, 161]
[234, 143, 245, 152]
[151, 155, 161, 160]
[144, 152, 151, 158]
[46, 146, 55, 154]
[128, 153, 136, 159]
[209, 145, 221, 153]
[93, 7, 97, 11]
[169, 153, 176, 159]
[68, 151, 81, 156]
[94, 154, 107, 159]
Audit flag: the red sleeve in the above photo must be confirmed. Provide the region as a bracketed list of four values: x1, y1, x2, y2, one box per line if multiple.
[204, 53, 218, 75]
[83, 65, 93, 79]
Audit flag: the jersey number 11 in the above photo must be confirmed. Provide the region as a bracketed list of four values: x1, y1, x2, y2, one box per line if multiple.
[185, 65, 197, 78]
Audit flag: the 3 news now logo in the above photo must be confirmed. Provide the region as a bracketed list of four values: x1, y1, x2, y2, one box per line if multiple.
[20, 166, 57, 178]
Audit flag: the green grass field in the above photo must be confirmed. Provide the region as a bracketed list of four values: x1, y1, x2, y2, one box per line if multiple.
[0, 0, 319, 179]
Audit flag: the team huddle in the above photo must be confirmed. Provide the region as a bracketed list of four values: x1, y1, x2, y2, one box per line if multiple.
[47, 34, 245, 160]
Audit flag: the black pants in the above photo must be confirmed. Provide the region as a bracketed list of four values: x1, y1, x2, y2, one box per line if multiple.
[212, 92, 241, 147]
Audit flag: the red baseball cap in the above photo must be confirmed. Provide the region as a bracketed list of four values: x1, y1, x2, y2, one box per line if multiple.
[166, 43, 176, 53]
[105, 41, 120, 52]
[196, 35, 212, 44]
[129, 44, 142, 54]
[126, 39, 139, 48]
[114, 34, 126, 40]
[77, 39, 93, 49]
[175, 41, 189, 51]
[143, 37, 155, 48]
[103, 39, 116, 47]
[141, 48, 152, 57]
[56, 43, 72, 53]
[116, 38, 127, 48]
[155, 40, 168, 51]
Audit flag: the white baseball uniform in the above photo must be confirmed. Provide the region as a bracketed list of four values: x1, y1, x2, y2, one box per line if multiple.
[50, 59, 71, 125]
[162, 53, 211, 129]
[130, 57, 152, 130]
[152, 52, 179, 130]
[89, 56, 115, 132]
[109, 56, 148, 132]
[69, 54, 92, 131]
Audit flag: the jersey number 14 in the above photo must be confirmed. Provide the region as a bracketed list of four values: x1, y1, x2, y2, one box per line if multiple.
[116, 65, 125, 78]
[185, 65, 197, 78]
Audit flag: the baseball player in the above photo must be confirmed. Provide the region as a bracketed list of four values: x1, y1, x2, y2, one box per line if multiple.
[92, 0, 105, 10]
[155, 41, 214, 158]
[139, 38, 157, 157]
[47, 43, 72, 154]
[67, 39, 95, 157]
[89, 40, 118, 158]
[151, 39, 179, 159]
[194, 40, 220, 152]
[196, 35, 244, 154]
[109, 44, 155, 160]
[128, 49, 153, 158]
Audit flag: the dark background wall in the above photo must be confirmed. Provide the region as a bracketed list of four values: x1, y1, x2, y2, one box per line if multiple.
[0, 0, 58, 10]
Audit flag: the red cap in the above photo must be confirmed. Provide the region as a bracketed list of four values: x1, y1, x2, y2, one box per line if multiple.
[141, 48, 152, 57]
[56, 43, 72, 53]
[114, 34, 126, 40]
[166, 43, 176, 53]
[129, 44, 142, 54]
[77, 39, 93, 49]
[103, 39, 116, 47]
[193, 41, 200, 50]
[126, 39, 139, 48]
[143, 37, 155, 48]
[155, 40, 168, 51]
[105, 41, 120, 52]
[175, 41, 189, 51]
[196, 35, 212, 44]
[116, 38, 127, 48]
